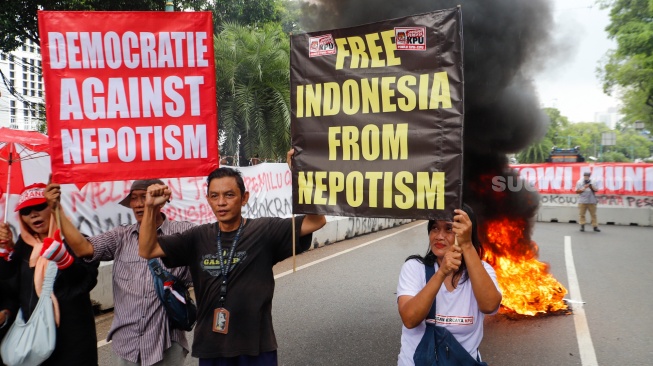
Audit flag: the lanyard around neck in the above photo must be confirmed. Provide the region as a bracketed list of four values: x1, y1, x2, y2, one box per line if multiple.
[216, 218, 244, 307]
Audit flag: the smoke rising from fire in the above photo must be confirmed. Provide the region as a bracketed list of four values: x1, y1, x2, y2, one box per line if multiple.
[299, 0, 556, 244]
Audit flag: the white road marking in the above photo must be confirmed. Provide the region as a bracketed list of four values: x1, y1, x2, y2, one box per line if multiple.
[565, 236, 599, 366]
[275, 222, 420, 279]
[97, 339, 111, 348]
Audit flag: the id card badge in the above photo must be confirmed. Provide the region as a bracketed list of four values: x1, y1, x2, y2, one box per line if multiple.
[213, 308, 230, 334]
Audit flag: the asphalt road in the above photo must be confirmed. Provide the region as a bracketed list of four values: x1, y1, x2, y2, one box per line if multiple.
[95, 221, 653, 365]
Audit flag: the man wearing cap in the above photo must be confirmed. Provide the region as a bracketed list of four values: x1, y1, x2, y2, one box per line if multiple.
[45, 179, 195, 366]
[0, 183, 99, 365]
[575, 171, 601, 232]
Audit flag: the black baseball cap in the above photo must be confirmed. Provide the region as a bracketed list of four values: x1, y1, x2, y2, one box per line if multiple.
[118, 179, 165, 208]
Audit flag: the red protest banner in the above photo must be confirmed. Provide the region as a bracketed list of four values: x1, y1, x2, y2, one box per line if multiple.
[509, 163, 653, 196]
[38, 11, 218, 184]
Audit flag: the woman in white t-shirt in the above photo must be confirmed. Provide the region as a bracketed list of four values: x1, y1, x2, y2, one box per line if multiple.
[396, 205, 502, 365]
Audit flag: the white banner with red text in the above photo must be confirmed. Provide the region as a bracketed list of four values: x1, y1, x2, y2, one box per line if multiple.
[0, 156, 292, 239]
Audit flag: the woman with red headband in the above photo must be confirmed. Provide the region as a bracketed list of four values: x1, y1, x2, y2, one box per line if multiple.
[0, 183, 98, 366]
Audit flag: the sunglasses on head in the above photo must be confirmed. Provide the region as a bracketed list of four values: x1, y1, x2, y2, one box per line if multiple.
[19, 203, 49, 216]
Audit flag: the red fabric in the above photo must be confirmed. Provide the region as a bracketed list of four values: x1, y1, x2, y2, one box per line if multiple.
[14, 183, 47, 212]
[40, 230, 73, 269]
[0, 128, 49, 195]
[39, 11, 218, 186]
[510, 163, 653, 196]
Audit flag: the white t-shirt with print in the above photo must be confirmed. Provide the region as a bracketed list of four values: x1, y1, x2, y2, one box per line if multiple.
[396, 259, 501, 366]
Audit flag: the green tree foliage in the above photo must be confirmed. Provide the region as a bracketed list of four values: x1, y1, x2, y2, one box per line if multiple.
[215, 23, 291, 166]
[210, 0, 280, 32]
[613, 128, 652, 159]
[517, 140, 554, 164]
[517, 108, 653, 162]
[276, 0, 303, 34]
[562, 122, 612, 159]
[599, 0, 653, 128]
[543, 107, 570, 145]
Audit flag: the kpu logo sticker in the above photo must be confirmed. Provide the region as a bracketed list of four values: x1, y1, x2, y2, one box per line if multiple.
[309, 34, 336, 57]
[395, 27, 426, 51]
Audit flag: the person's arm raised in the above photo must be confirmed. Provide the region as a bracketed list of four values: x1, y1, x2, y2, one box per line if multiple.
[45, 183, 94, 258]
[398, 245, 461, 328]
[286, 148, 327, 235]
[300, 214, 326, 236]
[138, 184, 168, 259]
[453, 209, 502, 314]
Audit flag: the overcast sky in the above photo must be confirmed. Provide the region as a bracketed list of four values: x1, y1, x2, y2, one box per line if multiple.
[534, 0, 618, 123]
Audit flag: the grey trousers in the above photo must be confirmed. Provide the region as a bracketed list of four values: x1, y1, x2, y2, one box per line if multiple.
[115, 342, 188, 366]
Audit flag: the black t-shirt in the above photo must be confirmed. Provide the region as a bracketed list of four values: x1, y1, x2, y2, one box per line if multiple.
[159, 216, 312, 358]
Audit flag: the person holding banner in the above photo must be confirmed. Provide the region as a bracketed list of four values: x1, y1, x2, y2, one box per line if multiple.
[137, 150, 327, 365]
[44, 179, 195, 366]
[0, 183, 99, 366]
[396, 205, 502, 365]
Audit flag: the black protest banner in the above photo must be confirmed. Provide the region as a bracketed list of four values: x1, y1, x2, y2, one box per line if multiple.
[290, 7, 463, 220]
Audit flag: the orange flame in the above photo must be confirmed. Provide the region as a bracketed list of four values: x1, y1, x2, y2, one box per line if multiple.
[483, 218, 567, 316]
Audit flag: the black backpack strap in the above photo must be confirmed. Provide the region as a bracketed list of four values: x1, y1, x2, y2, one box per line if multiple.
[425, 264, 436, 319]
[148, 258, 168, 281]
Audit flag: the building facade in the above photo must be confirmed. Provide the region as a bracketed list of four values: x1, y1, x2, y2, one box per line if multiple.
[594, 107, 621, 130]
[0, 38, 44, 131]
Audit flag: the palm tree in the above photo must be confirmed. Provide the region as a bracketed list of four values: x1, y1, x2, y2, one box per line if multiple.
[517, 139, 553, 163]
[215, 22, 291, 166]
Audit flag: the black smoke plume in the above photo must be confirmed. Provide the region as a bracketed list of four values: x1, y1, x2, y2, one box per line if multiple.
[299, 0, 556, 249]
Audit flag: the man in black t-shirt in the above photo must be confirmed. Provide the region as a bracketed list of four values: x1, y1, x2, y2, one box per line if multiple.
[138, 150, 326, 365]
